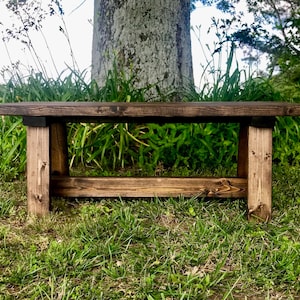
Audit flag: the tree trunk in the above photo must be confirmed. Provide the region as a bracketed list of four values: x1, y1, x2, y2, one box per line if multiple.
[92, 0, 193, 100]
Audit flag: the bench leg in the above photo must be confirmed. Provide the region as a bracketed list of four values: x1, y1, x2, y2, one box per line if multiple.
[26, 126, 50, 217]
[237, 123, 248, 178]
[247, 126, 272, 221]
[50, 123, 69, 176]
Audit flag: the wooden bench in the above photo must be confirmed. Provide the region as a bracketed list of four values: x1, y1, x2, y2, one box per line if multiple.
[1, 101, 300, 221]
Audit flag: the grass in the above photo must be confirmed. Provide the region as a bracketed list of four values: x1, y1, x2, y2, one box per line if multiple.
[0, 166, 299, 299]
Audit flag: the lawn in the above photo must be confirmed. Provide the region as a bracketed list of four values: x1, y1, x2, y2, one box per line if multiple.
[0, 166, 299, 299]
[0, 62, 299, 299]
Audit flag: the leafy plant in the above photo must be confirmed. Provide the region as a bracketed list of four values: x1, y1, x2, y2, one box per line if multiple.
[192, 43, 282, 102]
[0, 116, 26, 180]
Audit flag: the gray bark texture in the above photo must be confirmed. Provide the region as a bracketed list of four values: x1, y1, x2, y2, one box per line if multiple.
[92, 0, 193, 100]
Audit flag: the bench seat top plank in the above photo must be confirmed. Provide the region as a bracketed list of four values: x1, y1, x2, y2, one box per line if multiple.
[0, 102, 300, 119]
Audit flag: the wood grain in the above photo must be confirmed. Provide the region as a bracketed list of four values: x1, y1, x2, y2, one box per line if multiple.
[51, 176, 247, 198]
[237, 124, 248, 178]
[27, 126, 50, 216]
[50, 123, 69, 176]
[247, 126, 273, 221]
[0, 102, 300, 119]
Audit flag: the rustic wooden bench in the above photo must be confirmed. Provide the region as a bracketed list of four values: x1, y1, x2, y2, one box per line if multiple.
[1, 101, 300, 221]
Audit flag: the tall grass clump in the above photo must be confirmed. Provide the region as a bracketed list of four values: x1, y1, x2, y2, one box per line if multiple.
[2, 69, 98, 103]
[191, 43, 282, 102]
[0, 116, 26, 180]
[0, 70, 98, 180]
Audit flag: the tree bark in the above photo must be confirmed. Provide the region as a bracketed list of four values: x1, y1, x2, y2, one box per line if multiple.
[92, 0, 193, 100]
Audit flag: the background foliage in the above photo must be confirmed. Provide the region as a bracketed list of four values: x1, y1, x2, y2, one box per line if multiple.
[0, 59, 299, 180]
[196, 0, 300, 74]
